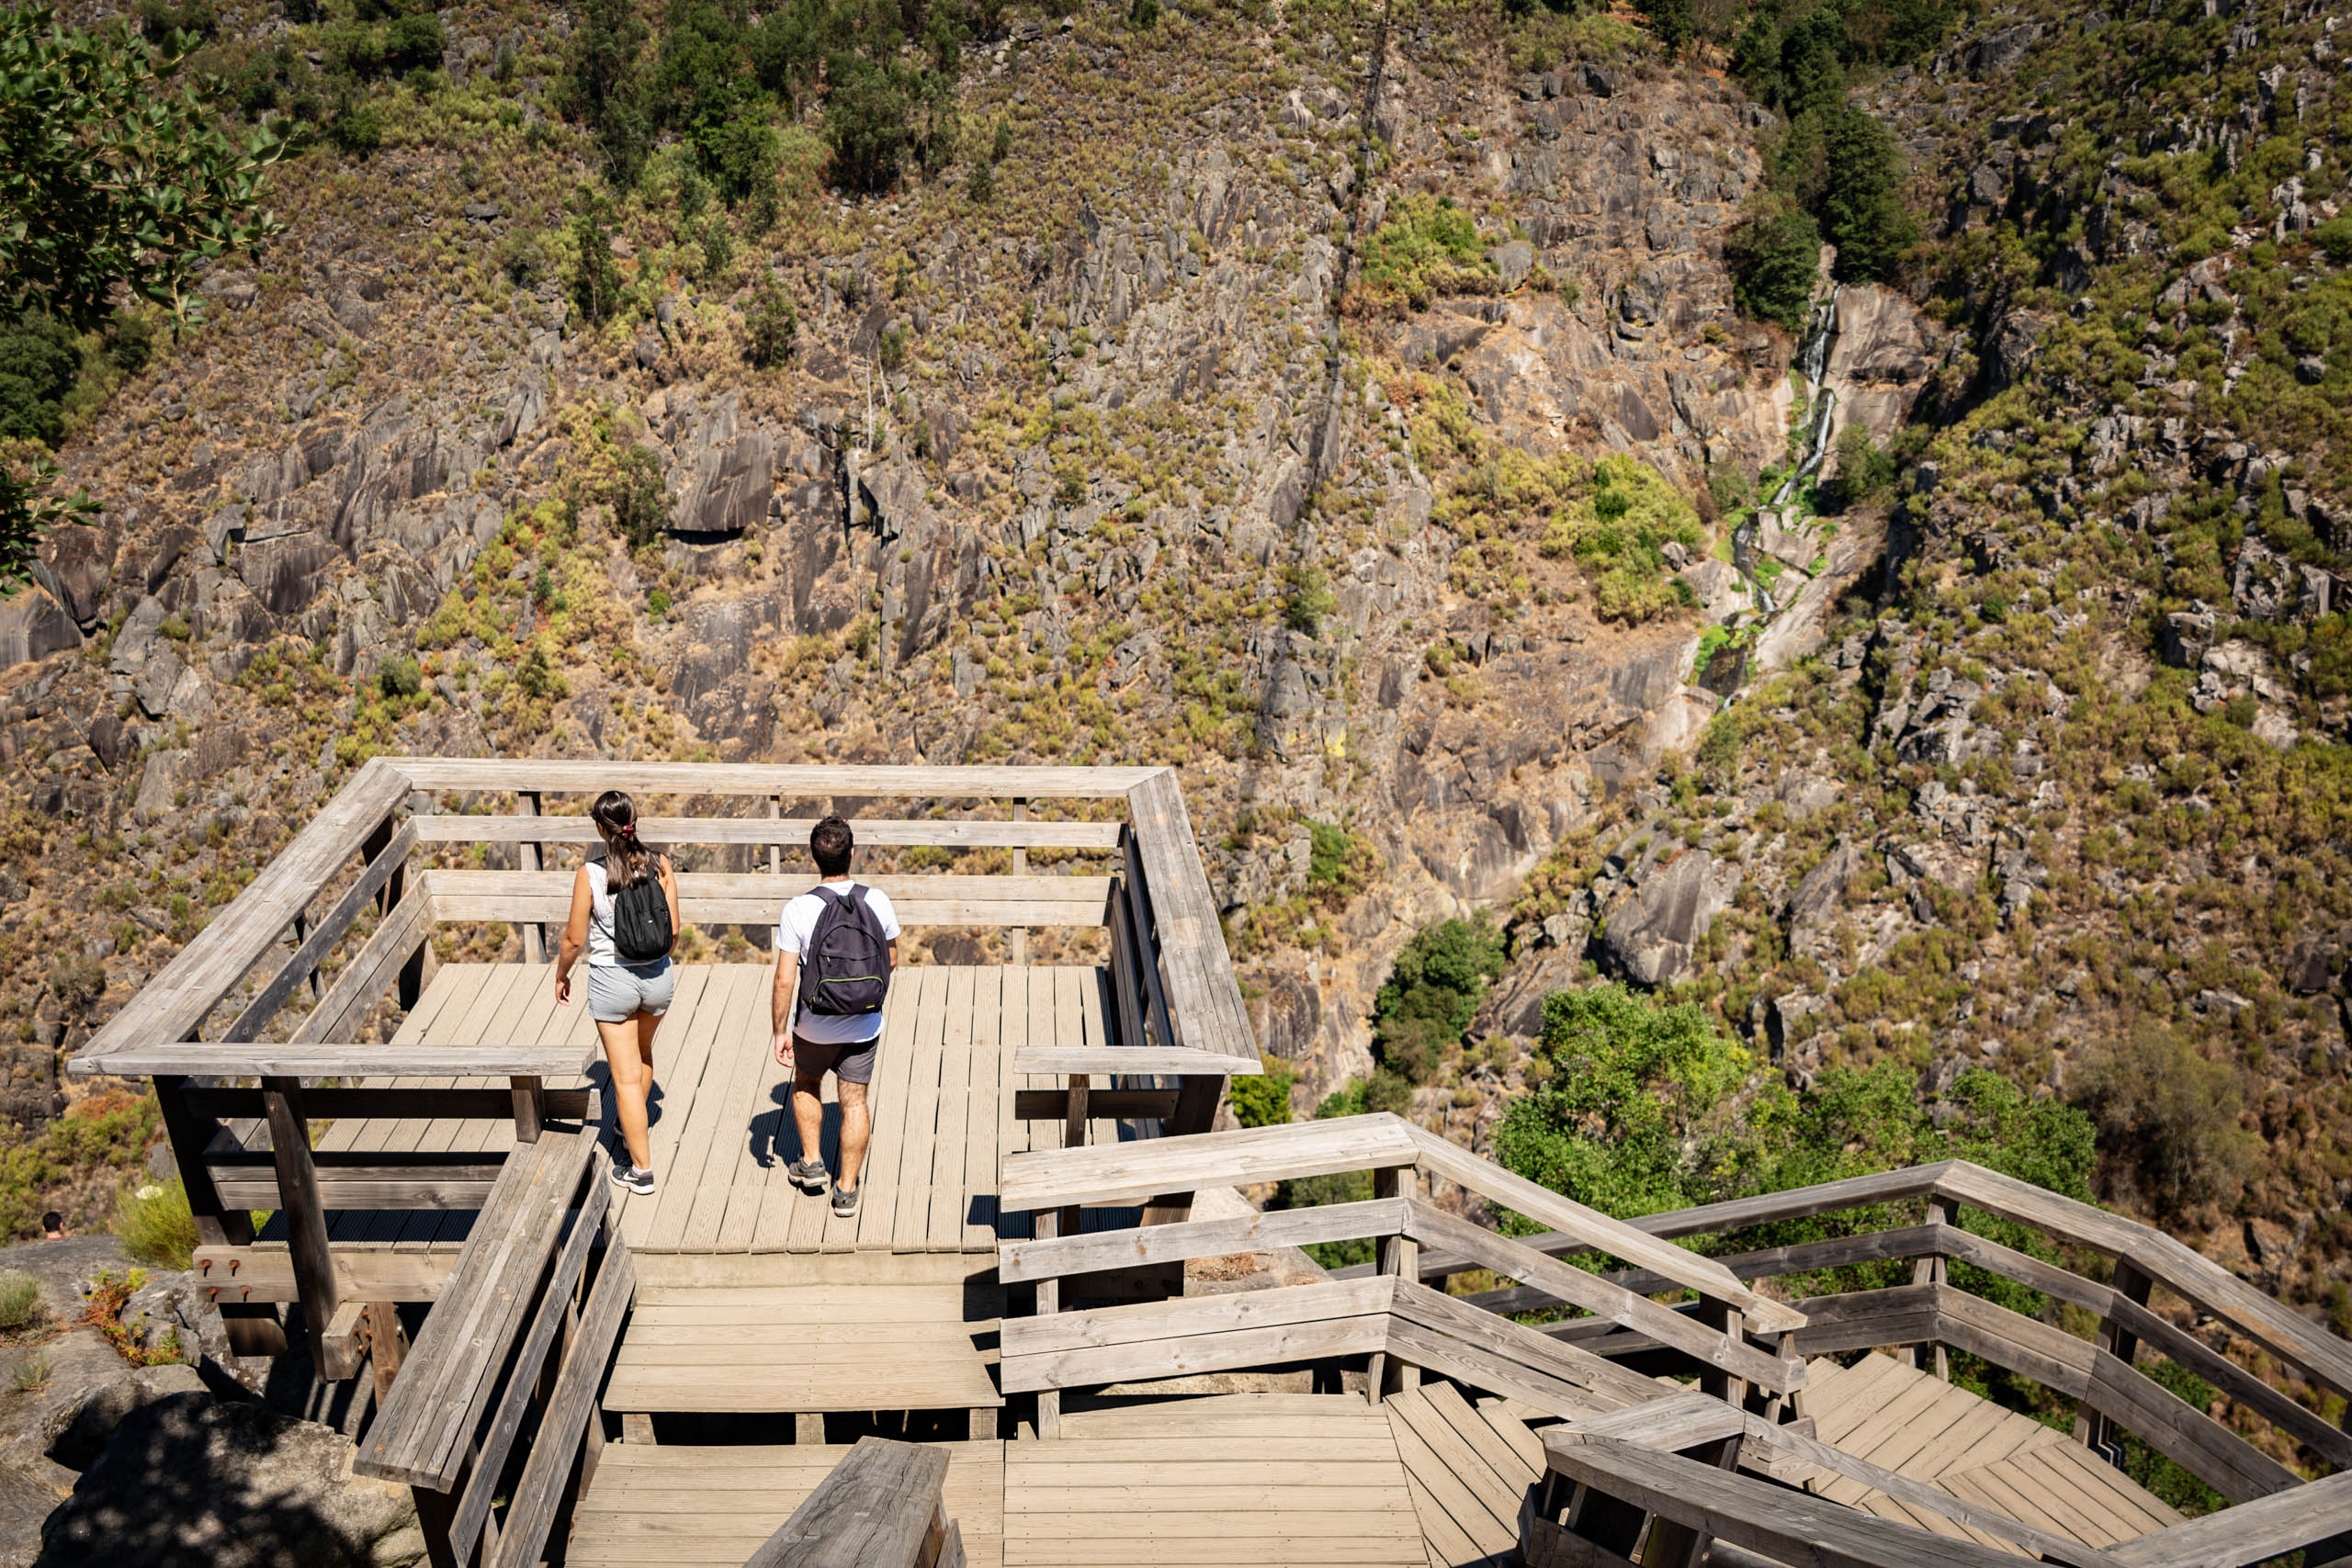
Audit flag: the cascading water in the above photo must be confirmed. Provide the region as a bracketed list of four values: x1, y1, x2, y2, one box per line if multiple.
[1772, 285, 1843, 507]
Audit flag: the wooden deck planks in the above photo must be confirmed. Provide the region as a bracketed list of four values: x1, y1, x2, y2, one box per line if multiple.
[567, 1441, 1006, 1568]
[293, 961, 1065, 1258]
[1007, 1395, 1428, 1568]
[1800, 1351, 2188, 1557]
[603, 1281, 1002, 1415]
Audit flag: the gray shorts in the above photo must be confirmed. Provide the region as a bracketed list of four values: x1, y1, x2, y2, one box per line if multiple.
[589, 959, 674, 1023]
[792, 1032, 879, 1086]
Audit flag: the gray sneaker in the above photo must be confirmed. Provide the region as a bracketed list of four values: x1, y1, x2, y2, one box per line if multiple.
[831, 1183, 861, 1217]
[787, 1158, 830, 1195]
[609, 1163, 655, 1196]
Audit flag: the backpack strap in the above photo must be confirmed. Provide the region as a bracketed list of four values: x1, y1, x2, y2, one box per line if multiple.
[793, 885, 847, 1028]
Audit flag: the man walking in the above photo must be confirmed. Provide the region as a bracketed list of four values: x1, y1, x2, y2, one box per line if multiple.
[772, 815, 900, 1217]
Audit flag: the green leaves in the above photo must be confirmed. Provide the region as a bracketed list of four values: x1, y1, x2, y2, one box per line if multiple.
[0, 7, 286, 333]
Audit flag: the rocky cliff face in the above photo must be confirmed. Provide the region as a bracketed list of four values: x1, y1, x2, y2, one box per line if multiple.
[2, 0, 2347, 1303]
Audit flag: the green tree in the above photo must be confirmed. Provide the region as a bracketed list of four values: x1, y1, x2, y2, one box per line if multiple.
[1373, 917, 1508, 1083]
[1, 7, 283, 585]
[0, 314, 83, 446]
[569, 194, 624, 328]
[1818, 107, 1916, 282]
[824, 56, 918, 191]
[744, 277, 797, 368]
[1727, 197, 1822, 332]
[1, 9, 286, 330]
[562, 0, 652, 186]
[1635, 0, 1693, 56]
[1493, 983, 1753, 1218]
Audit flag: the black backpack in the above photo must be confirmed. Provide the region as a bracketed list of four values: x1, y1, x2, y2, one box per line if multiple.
[609, 861, 673, 964]
[798, 884, 892, 1017]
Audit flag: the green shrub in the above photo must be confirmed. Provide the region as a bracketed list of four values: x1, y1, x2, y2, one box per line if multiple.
[1306, 821, 1377, 905]
[2314, 217, 2352, 266]
[700, 217, 734, 282]
[0, 311, 84, 447]
[1228, 1055, 1297, 1129]
[824, 57, 917, 192]
[1828, 423, 1895, 508]
[2071, 1021, 2258, 1216]
[1816, 107, 1916, 282]
[378, 656, 424, 700]
[0, 1271, 41, 1332]
[116, 1179, 197, 1271]
[966, 157, 995, 205]
[1634, 0, 1692, 56]
[136, 0, 216, 45]
[1358, 195, 1494, 313]
[608, 445, 669, 547]
[327, 93, 382, 155]
[745, 277, 797, 368]
[1373, 916, 1508, 1083]
[1282, 563, 1336, 634]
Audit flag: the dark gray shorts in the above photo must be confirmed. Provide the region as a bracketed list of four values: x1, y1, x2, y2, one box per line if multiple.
[589, 960, 673, 1023]
[793, 1033, 878, 1086]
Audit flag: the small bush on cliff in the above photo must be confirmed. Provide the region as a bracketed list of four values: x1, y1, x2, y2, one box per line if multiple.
[1357, 196, 1495, 313]
[1228, 1055, 1297, 1128]
[1374, 917, 1508, 1083]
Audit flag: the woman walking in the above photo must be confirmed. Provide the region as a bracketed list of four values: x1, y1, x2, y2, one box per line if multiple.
[554, 790, 681, 1194]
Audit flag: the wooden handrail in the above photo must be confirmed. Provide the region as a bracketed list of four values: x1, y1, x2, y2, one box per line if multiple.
[410, 813, 1123, 849]
[741, 1437, 961, 1568]
[2105, 1469, 2352, 1568]
[76, 754, 410, 1068]
[356, 1122, 634, 1568]
[390, 757, 1158, 796]
[421, 868, 1115, 930]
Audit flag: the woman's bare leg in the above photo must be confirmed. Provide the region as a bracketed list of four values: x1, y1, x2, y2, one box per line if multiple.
[599, 1017, 652, 1170]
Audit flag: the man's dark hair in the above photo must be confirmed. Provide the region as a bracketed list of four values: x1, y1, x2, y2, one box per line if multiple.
[810, 815, 854, 876]
[40, 1212, 62, 1232]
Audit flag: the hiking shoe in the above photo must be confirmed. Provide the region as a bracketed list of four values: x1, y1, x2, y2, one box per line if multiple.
[787, 1158, 830, 1195]
[609, 1163, 656, 1196]
[831, 1183, 861, 1217]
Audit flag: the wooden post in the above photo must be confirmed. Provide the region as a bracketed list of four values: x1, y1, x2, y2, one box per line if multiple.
[519, 790, 546, 965]
[1374, 1167, 1419, 1400]
[1697, 1300, 1747, 1409]
[1011, 800, 1028, 966]
[1638, 1432, 1746, 1568]
[1917, 1195, 1957, 1381]
[2075, 1258, 2153, 1450]
[510, 1076, 547, 1144]
[292, 910, 322, 1000]
[263, 1077, 339, 1375]
[365, 807, 426, 1010]
[368, 1303, 407, 1408]
[769, 794, 784, 876]
[621, 1413, 655, 1445]
[1035, 1203, 1061, 1441]
[154, 1073, 253, 1247]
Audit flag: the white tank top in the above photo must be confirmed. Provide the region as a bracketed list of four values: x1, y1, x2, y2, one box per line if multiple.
[584, 857, 663, 967]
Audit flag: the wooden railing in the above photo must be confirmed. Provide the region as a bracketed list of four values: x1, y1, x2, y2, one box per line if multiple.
[1401, 1159, 2350, 1503]
[1533, 1393, 2352, 1568]
[66, 758, 1261, 1362]
[996, 1115, 1809, 1435]
[741, 1437, 966, 1568]
[355, 1120, 632, 1568]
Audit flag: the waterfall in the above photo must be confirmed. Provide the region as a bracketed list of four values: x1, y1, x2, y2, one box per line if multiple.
[1770, 285, 1842, 508]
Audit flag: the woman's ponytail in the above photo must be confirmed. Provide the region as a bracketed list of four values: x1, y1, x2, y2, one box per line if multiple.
[591, 790, 656, 888]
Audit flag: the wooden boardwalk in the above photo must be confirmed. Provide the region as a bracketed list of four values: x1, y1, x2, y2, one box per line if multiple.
[1801, 1352, 2185, 1552]
[306, 960, 1136, 1258]
[1384, 1382, 1548, 1568]
[604, 1280, 1002, 1418]
[567, 1439, 1009, 1567]
[1012, 1395, 1430, 1568]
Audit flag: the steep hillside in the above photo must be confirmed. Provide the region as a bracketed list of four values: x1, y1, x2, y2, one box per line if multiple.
[1, 0, 2348, 1359]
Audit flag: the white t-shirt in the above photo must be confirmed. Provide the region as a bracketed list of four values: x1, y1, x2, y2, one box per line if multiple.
[777, 881, 901, 1044]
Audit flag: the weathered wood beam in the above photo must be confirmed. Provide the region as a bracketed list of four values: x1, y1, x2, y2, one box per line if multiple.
[262, 1077, 338, 1373]
[185, 1087, 589, 1122]
[390, 758, 1157, 797]
[411, 812, 1124, 850]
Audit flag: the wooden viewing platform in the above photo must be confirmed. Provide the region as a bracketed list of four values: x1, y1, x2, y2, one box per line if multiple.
[64, 759, 2352, 1568]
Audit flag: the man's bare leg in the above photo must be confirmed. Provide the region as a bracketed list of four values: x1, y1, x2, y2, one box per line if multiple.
[791, 1066, 826, 1168]
[837, 1079, 871, 1193]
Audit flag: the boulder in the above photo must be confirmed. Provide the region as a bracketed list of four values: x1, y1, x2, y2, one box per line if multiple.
[1678, 558, 1749, 625]
[35, 1393, 423, 1568]
[1788, 839, 1865, 955]
[0, 590, 81, 669]
[36, 526, 114, 627]
[1487, 241, 1535, 291]
[1600, 849, 1738, 987]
